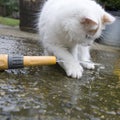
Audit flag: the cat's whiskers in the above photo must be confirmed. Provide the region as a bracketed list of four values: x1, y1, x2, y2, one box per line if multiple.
[99, 34, 104, 40]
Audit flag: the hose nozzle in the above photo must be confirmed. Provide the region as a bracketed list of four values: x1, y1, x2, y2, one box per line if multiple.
[0, 54, 56, 70]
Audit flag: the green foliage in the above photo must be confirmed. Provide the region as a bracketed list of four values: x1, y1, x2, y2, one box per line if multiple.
[106, 0, 120, 10]
[0, 0, 19, 16]
[98, 0, 120, 10]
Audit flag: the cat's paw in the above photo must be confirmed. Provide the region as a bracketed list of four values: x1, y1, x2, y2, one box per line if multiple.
[65, 63, 83, 79]
[80, 61, 95, 70]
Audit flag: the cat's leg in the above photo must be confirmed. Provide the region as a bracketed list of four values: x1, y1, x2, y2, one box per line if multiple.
[78, 45, 95, 69]
[70, 44, 79, 61]
[44, 44, 83, 79]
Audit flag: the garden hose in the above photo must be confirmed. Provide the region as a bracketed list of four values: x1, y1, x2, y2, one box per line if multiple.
[0, 54, 56, 70]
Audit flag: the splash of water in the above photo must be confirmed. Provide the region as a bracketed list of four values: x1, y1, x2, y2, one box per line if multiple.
[56, 59, 103, 67]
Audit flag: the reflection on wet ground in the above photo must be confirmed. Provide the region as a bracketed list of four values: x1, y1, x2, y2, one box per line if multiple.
[0, 36, 120, 120]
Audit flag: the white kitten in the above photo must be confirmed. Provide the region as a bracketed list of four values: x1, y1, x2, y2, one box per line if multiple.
[38, 0, 115, 79]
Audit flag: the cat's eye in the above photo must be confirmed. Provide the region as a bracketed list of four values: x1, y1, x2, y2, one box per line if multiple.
[87, 29, 98, 36]
[86, 34, 92, 39]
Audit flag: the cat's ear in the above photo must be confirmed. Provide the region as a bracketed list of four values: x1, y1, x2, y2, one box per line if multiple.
[102, 12, 115, 25]
[81, 17, 98, 26]
[81, 17, 98, 35]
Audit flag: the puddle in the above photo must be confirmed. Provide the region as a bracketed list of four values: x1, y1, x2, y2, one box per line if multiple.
[0, 36, 120, 120]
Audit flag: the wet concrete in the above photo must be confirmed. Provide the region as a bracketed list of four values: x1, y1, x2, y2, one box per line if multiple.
[0, 27, 120, 120]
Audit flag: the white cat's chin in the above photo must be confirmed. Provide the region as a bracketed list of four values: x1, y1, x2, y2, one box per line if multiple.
[81, 40, 94, 46]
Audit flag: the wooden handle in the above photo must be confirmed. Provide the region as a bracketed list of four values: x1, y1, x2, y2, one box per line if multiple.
[0, 54, 56, 70]
[24, 56, 56, 66]
[0, 54, 8, 70]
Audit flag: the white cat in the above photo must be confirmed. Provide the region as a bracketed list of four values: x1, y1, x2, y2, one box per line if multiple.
[38, 0, 115, 79]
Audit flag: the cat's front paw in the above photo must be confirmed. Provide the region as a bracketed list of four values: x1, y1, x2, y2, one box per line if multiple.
[80, 61, 95, 70]
[65, 63, 83, 79]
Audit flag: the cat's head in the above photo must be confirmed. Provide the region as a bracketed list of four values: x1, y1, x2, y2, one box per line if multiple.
[81, 11, 115, 40]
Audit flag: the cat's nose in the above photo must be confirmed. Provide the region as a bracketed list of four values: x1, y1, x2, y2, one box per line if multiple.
[102, 26, 106, 30]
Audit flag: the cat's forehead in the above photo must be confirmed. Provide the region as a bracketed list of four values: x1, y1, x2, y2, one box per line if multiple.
[82, 5, 105, 20]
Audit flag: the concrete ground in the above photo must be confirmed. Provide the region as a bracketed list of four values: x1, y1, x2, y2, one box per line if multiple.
[0, 25, 39, 40]
[0, 24, 120, 120]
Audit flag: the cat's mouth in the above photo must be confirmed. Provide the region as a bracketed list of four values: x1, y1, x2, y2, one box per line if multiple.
[82, 40, 94, 46]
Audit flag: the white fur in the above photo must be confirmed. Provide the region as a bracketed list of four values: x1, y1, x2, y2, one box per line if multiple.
[38, 0, 115, 79]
